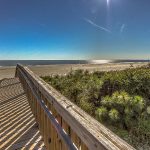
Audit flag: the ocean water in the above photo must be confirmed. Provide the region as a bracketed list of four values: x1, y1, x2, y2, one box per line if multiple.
[0, 60, 149, 67]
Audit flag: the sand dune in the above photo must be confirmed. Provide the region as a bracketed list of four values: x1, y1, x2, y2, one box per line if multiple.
[0, 63, 147, 80]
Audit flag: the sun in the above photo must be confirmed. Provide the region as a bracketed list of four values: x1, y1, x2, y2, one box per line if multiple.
[107, 0, 110, 6]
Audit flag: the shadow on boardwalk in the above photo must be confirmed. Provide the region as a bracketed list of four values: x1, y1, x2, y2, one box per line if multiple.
[0, 78, 46, 150]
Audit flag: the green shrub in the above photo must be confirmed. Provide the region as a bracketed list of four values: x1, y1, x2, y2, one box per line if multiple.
[95, 107, 108, 121]
[79, 99, 94, 115]
[101, 91, 145, 129]
[109, 108, 120, 122]
[147, 106, 150, 115]
[41, 67, 150, 149]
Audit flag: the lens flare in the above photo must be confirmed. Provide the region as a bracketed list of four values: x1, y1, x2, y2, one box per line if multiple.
[107, 0, 110, 6]
[106, 0, 110, 28]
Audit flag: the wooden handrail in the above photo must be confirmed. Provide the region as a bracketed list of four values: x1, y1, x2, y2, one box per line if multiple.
[15, 64, 135, 150]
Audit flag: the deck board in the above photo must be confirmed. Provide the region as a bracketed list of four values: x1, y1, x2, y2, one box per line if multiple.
[0, 78, 46, 150]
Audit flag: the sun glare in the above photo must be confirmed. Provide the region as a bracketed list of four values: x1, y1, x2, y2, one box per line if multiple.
[107, 0, 110, 6]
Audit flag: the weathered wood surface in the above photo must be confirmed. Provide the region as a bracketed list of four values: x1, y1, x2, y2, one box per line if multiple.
[16, 64, 136, 150]
[0, 78, 46, 150]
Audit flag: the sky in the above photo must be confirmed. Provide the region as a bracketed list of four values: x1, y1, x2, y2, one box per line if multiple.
[0, 0, 150, 60]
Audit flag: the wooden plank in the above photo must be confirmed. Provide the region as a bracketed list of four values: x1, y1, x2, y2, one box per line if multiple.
[16, 64, 136, 150]
[0, 78, 45, 150]
[47, 100, 52, 150]
[71, 129, 81, 149]
[18, 67, 77, 150]
[62, 119, 70, 150]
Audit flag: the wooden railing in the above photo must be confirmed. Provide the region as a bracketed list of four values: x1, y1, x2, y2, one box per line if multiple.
[15, 64, 135, 150]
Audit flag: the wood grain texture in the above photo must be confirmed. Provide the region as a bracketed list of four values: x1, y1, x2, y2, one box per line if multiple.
[17, 67, 76, 150]
[0, 78, 46, 150]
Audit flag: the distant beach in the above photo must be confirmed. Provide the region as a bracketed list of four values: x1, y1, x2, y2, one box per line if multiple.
[0, 60, 149, 67]
[0, 62, 148, 80]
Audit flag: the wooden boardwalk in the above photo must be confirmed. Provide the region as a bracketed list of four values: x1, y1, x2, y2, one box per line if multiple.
[0, 78, 46, 150]
[0, 64, 135, 150]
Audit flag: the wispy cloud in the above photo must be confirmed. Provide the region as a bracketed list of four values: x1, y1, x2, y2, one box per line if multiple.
[84, 18, 111, 33]
[120, 24, 126, 33]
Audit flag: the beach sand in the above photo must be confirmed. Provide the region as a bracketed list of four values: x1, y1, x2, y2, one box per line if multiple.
[0, 66, 16, 80]
[0, 63, 147, 80]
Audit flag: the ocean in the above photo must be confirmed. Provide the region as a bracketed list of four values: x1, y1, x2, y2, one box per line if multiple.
[0, 60, 149, 67]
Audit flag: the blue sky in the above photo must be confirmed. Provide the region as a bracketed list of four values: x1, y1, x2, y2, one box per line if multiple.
[0, 0, 150, 60]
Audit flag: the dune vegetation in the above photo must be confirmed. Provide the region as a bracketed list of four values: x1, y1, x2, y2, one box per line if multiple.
[41, 65, 150, 149]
